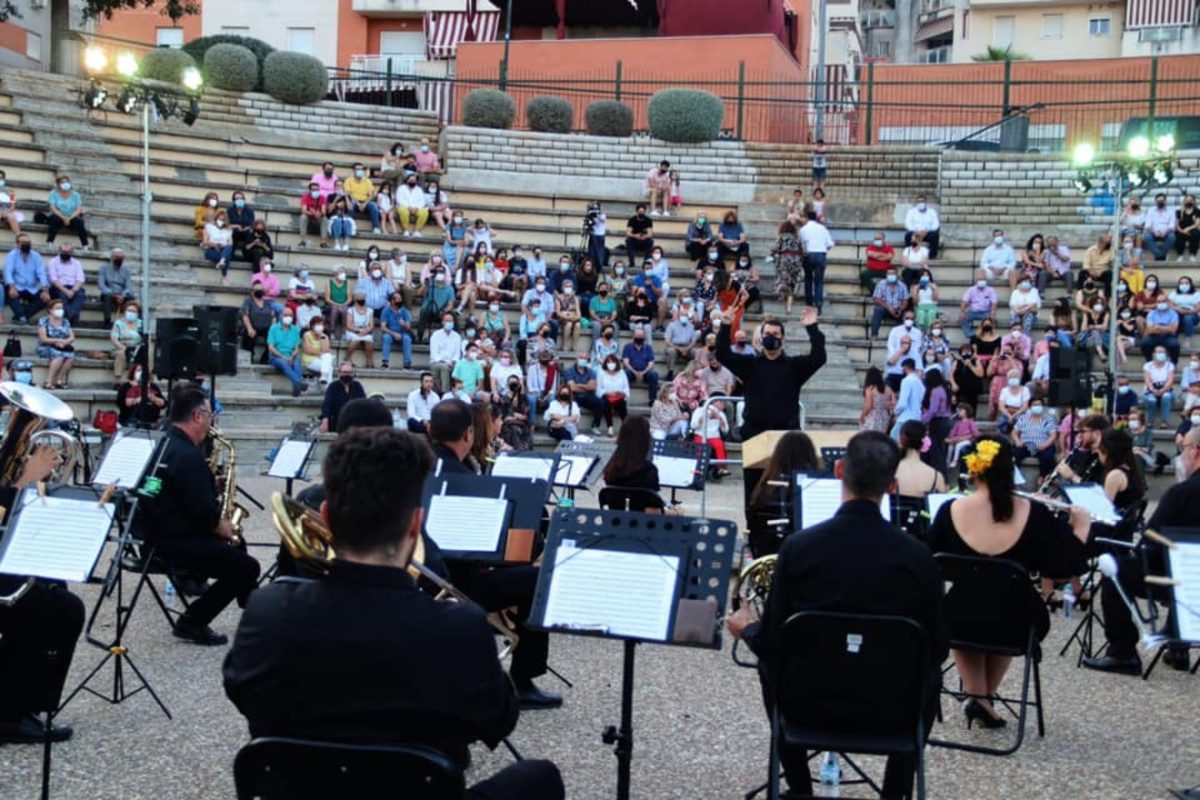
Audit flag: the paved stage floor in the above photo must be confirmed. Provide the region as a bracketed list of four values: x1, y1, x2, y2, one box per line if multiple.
[1, 475, 1196, 799]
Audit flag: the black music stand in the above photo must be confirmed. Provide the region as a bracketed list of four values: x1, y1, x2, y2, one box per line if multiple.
[817, 447, 845, 476]
[554, 440, 615, 502]
[651, 438, 707, 505]
[267, 436, 318, 498]
[1142, 528, 1200, 680]
[421, 472, 551, 564]
[491, 451, 563, 504]
[529, 508, 738, 800]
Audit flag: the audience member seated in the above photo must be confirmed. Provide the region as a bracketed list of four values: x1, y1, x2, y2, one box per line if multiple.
[1143, 345, 1176, 429]
[201, 210, 234, 285]
[928, 436, 1087, 728]
[45, 175, 91, 248]
[116, 362, 165, 428]
[559, 352, 601, 434]
[379, 291, 414, 370]
[663, 311, 698, 379]
[110, 300, 143, 388]
[318, 362, 366, 434]
[959, 270, 998, 340]
[344, 162, 381, 235]
[946, 404, 980, 468]
[328, 195, 357, 251]
[1013, 234, 1046, 292]
[866, 266, 906, 340]
[470, 218, 495, 254]
[1132, 273, 1165, 336]
[0, 168, 22, 237]
[644, 160, 672, 215]
[98, 247, 135, 327]
[420, 267, 457, 339]
[1011, 399, 1058, 477]
[1177, 194, 1200, 261]
[450, 343, 486, 401]
[887, 309, 924, 360]
[672, 360, 709, 415]
[242, 219, 274, 266]
[395, 173, 428, 238]
[299, 316, 334, 387]
[1141, 296, 1181, 363]
[1081, 233, 1114, 291]
[429, 312, 462, 392]
[402, 372, 437, 434]
[979, 229, 1016, 285]
[344, 292, 376, 369]
[46, 244, 86, 325]
[227, 190, 255, 254]
[268, 310, 308, 397]
[250, 259, 284, 316]
[543, 385, 580, 442]
[860, 230, 896, 292]
[240, 281, 276, 364]
[594, 353, 631, 436]
[949, 342, 985, 412]
[298, 182, 328, 249]
[498, 378, 534, 451]
[424, 178, 451, 231]
[36, 298, 75, 388]
[413, 137, 441, 176]
[910, 268, 939, 332]
[622, 328, 659, 400]
[555, 279, 582, 353]
[715, 210, 748, 259]
[1141, 192, 1175, 261]
[899, 232, 929, 287]
[1039, 235, 1074, 293]
[625, 204, 654, 261]
[359, 264, 395, 318]
[685, 211, 715, 261]
[993, 363, 1028, 431]
[1168, 276, 1198, 347]
[1119, 234, 1146, 295]
[1004, 321, 1032, 364]
[903, 194, 940, 258]
[526, 350, 557, 426]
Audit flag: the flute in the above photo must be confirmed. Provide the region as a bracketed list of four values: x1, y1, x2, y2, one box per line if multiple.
[1013, 490, 1112, 522]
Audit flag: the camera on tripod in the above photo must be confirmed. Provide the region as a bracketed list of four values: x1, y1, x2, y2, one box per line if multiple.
[582, 201, 602, 234]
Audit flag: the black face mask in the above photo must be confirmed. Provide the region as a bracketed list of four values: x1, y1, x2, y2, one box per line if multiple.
[19, 242, 31, 254]
[508, 381, 520, 392]
[339, 375, 353, 385]
[603, 331, 613, 339]
[633, 337, 645, 345]
[253, 289, 264, 299]
[324, 169, 334, 177]
[762, 334, 782, 352]
[600, 290, 609, 297]
[59, 253, 70, 261]
[112, 257, 124, 267]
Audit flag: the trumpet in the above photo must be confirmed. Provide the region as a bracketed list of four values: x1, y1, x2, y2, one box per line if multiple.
[270, 492, 518, 658]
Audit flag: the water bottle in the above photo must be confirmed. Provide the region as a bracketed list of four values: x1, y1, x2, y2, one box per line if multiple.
[818, 751, 841, 790]
[1062, 583, 1075, 620]
[164, 579, 177, 609]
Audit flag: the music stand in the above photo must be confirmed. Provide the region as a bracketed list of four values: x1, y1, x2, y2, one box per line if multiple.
[421, 473, 551, 564]
[0, 483, 120, 800]
[818, 447, 846, 476]
[792, 476, 893, 531]
[267, 436, 318, 497]
[529, 508, 738, 800]
[1142, 527, 1200, 680]
[651, 438, 707, 505]
[554, 440, 615, 502]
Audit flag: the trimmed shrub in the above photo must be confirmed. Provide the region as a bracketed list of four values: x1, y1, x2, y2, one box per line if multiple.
[462, 89, 516, 129]
[647, 88, 724, 143]
[138, 48, 196, 85]
[585, 100, 634, 137]
[183, 34, 274, 90]
[203, 44, 259, 92]
[262, 51, 329, 106]
[526, 95, 573, 133]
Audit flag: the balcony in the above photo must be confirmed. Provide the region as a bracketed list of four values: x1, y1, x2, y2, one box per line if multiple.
[919, 0, 954, 22]
[918, 44, 953, 62]
[351, 0, 464, 16]
[861, 8, 897, 28]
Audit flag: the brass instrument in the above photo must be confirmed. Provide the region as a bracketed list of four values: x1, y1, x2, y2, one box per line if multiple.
[270, 492, 518, 658]
[0, 381, 79, 485]
[732, 554, 777, 619]
[207, 423, 249, 543]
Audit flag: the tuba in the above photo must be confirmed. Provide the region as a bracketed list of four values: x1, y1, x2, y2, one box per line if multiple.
[270, 491, 518, 657]
[207, 423, 249, 544]
[732, 554, 777, 620]
[0, 381, 79, 486]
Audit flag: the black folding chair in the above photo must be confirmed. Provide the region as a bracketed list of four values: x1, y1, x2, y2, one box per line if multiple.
[893, 494, 930, 542]
[234, 737, 465, 800]
[598, 486, 666, 513]
[929, 553, 1045, 757]
[757, 611, 930, 800]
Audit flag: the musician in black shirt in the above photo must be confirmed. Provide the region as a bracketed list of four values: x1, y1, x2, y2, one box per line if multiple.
[1051, 412, 1108, 486]
[224, 427, 563, 800]
[136, 384, 260, 645]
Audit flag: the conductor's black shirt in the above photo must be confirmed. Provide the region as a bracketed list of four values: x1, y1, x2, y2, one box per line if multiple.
[715, 323, 826, 438]
[137, 425, 219, 542]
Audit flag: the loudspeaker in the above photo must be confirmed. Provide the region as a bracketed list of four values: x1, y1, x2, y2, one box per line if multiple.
[155, 318, 201, 381]
[192, 305, 239, 376]
[1048, 346, 1091, 407]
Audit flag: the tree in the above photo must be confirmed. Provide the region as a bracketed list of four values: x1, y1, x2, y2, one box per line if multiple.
[971, 45, 1030, 62]
[0, 0, 200, 24]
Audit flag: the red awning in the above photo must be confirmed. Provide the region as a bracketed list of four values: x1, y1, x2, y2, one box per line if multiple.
[914, 15, 954, 42]
[424, 11, 501, 60]
[1125, 0, 1196, 28]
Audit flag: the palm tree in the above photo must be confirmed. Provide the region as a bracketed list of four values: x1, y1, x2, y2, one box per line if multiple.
[972, 45, 1030, 62]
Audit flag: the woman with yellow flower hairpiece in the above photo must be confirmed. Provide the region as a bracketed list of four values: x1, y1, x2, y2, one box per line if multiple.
[928, 435, 1091, 729]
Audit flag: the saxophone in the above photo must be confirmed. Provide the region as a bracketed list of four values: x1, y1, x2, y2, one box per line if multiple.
[208, 424, 249, 544]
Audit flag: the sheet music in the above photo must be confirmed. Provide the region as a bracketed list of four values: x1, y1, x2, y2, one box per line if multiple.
[926, 493, 958, 521]
[799, 479, 891, 529]
[1061, 484, 1120, 525]
[425, 494, 507, 553]
[1167, 542, 1200, 643]
[92, 434, 156, 488]
[492, 454, 553, 482]
[653, 455, 698, 488]
[268, 439, 314, 479]
[0, 496, 114, 582]
[555, 454, 596, 487]
[543, 544, 679, 641]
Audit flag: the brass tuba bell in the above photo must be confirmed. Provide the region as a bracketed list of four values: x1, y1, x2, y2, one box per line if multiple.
[0, 381, 80, 485]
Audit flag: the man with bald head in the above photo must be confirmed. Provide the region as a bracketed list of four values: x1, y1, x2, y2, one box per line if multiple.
[1084, 427, 1200, 675]
[98, 247, 135, 327]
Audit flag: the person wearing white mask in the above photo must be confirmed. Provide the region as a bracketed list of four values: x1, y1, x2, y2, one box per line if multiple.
[1139, 296, 1181, 363]
[428, 312, 463, 393]
[887, 309, 925, 362]
[1009, 278, 1041, 337]
[903, 194, 940, 258]
[959, 268, 998, 339]
[110, 300, 144, 387]
[1142, 345, 1176, 428]
[36, 298, 76, 389]
[1011, 399, 1059, 478]
[1168, 276, 1199, 348]
[1182, 353, 1200, 392]
[870, 267, 909, 339]
[300, 315, 334, 386]
[979, 228, 1016, 284]
[358, 263, 395, 315]
[268, 309, 307, 397]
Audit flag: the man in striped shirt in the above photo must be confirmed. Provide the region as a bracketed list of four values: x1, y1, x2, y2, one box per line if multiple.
[1011, 400, 1058, 477]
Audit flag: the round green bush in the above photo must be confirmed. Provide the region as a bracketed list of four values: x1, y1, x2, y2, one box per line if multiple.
[647, 88, 725, 143]
[138, 48, 196, 85]
[262, 51, 329, 106]
[526, 95, 573, 133]
[203, 44, 259, 92]
[462, 89, 516, 129]
[585, 100, 634, 137]
[183, 34, 274, 90]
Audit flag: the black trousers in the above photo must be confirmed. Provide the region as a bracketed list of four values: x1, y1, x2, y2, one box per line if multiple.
[458, 565, 549, 686]
[469, 758, 564, 800]
[0, 581, 85, 719]
[45, 215, 89, 246]
[1099, 549, 1174, 659]
[153, 538, 260, 627]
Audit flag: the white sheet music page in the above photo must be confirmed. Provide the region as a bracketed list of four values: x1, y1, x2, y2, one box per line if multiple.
[543, 544, 679, 641]
[653, 455, 698, 488]
[268, 439, 314, 479]
[0, 496, 114, 582]
[555, 454, 596, 487]
[926, 493, 958, 521]
[92, 434, 156, 488]
[1167, 542, 1200, 643]
[1062, 484, 1120, 525]
[492, 455, 553, 482]
[800, 479, 891, 529]
[425, 494, 506, 553]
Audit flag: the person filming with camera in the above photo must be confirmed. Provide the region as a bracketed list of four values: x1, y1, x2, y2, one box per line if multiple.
[584, 201, 607, 268]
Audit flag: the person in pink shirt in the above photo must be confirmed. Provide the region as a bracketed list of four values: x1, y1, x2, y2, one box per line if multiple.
[310, 161, 338, 196]
[946, 403, 980, 467]
[47, 244, 87, 324]
[414, 138, 441, 176]
[251, 260, 284, 315]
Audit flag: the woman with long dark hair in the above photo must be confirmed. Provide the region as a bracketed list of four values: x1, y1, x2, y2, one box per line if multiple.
[929, 436, 1088, 728]
[1098, 428, 1147, 531]
[859, 366, 894, 433]
[896, 420, 945, 497]
[603, 415, 658, 492]
[746, 431, 823, 557]
[920, 367, 954, 473]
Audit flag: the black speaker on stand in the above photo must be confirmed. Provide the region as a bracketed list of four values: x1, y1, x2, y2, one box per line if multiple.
[154, 318, 202, 381]
[192, 305, 239, 377]
[1048, 345, 1093, 408]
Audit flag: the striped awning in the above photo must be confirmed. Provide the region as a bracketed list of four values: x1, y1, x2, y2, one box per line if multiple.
[914, 15, 954, 42]
[1125, 0, 1196, 28]
[424, 11, 501, 60]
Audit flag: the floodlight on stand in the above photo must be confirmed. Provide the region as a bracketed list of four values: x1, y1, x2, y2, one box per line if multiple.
[1072, 142, 1096, 168]
[115, 87, 139, 114]
[182, 96, 200, 126]
[116, 52, 139, 78]
[1073, 174, 1092, 194]
[84, 46, 108, 75]
[1155, 133, 1176, 153]
[1127, 135, 1150, 159]
[181, 67, 203, 93]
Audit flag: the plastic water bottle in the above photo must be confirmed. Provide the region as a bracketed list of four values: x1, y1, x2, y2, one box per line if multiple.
[164, 579, 177, 609]
[818, 751, 841, 791]
[1062, 583, 1075, 620]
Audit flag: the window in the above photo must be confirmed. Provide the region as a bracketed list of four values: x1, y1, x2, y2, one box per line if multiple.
[869, 39, 892, 58]
[992, 16, 1015, 47]
[25, 31, 41, 61]
[287, 27, 316, 56]
[156, 27, 184, 48]
[1041, 13, 1063, 39]
[1089, 17, 1111, 36]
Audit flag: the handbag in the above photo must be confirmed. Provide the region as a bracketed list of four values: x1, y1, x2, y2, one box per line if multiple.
[3, 331, 21, 359]
[92, 410, 118, 434]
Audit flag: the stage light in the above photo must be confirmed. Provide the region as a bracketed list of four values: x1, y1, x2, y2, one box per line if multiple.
[116, 87, 139, 114]
[1073, 175, 1092, 194]
[1153, 164, 1174, 186]
[181, 67, 203, 92]
[116, 52, 139, 78]
[1126, 167, 1146, 188]
[1072, 142, 1096, 167]
[1127, 135, 1150, 159]
[1155, 133, 1176, 153]
[183, 97, 201, 126]
[152, 94, 172, 120]
[84, 46, 108, 75]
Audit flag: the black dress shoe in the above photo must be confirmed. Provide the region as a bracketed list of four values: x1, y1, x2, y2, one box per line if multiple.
[516, 685, 563, 710]
[1163, 647, 1192, 671]
[1082, 653, 1142, 675]
[0, 713, 73, 744]
[173, 620, 229, 646]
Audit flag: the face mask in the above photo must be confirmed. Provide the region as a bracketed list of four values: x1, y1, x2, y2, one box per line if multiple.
[982, 324, 993, 332]
[51, 308, 64, 319]
[1192, 415, 1200, 426]
[1119, 284, 1129, 293]
[1007, 377, 1020, 387]
[603, 331, 613, 339]
[300, 270, 310, 280]
[262, 264, 272, 274]
[443, 322, 454, 331]
[312, 324, 325, 335]
[976, 280, 987, 289]
[0, 179, 4, 187]
[15, 371, 32, 385]
[903, 319, 914, 329]
[310, 190, 320, 199]
[336, 272, 346, 281]
[536, 283, 546, 292]
[235, 198, 245, 208]
[615, 267, 625, 276]
[917, 202, 927, 211]
[253, 289, 264, 299]
[1191, 359, 1200, 369]
[873, 239, 883, 247]
[1030, 405, 1043, 415]
[372, 270, 383, 280]
[887, 274, 898, 283]
[1156, 352, 1168, 362]
[281, 316, 293, 326]
[368, 250, 380, 260]
[1121, 311, 1132, 320]
[994, 236, 1004, 246]
[356, 298, 365, 306]
[216, 220, 225, 228]
[762, 334, 782, 351]
[563, 287, 575, 296]
[1019, 282, 1030, 291]
[1157, 302, 1169, 312]
[18, 242, 30, 254]
[1128, 419, 1141, 430]
[352, 168, 364, 178]
[697, 216, 707, 225]
[132, 370, 143, 383]
[1182, 283, 1193, 292]
[125, 310, 138, 322]
[1093, 305, 1104, 314]
[961, 351, 972, 358]
[1085, 282, 1096, 290]
[488, 303, 500, 313]
[707, 252, 718, 261]
[59, 252, 70, 261]
[59, 182, 71, 191]
[1119, 385, 1131, 394]
[1147, 281, 1158, 290]
[206, 198, 218, 208]
[466, 351, 479, 361]
[323, 168, 334, 177]
[434, 275, 446, 284]
[465, 328, 476, 338]
[1124, 242, 1134, 250]
[633, 336, 645, 345]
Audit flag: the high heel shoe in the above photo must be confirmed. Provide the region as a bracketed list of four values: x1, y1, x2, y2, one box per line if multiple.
[963, 699, 1007, 730]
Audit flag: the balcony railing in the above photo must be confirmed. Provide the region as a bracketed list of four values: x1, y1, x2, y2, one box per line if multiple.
[349, 53, 423, 77]
[861, 8, 897, 28]
[918, 45, 953, 62]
